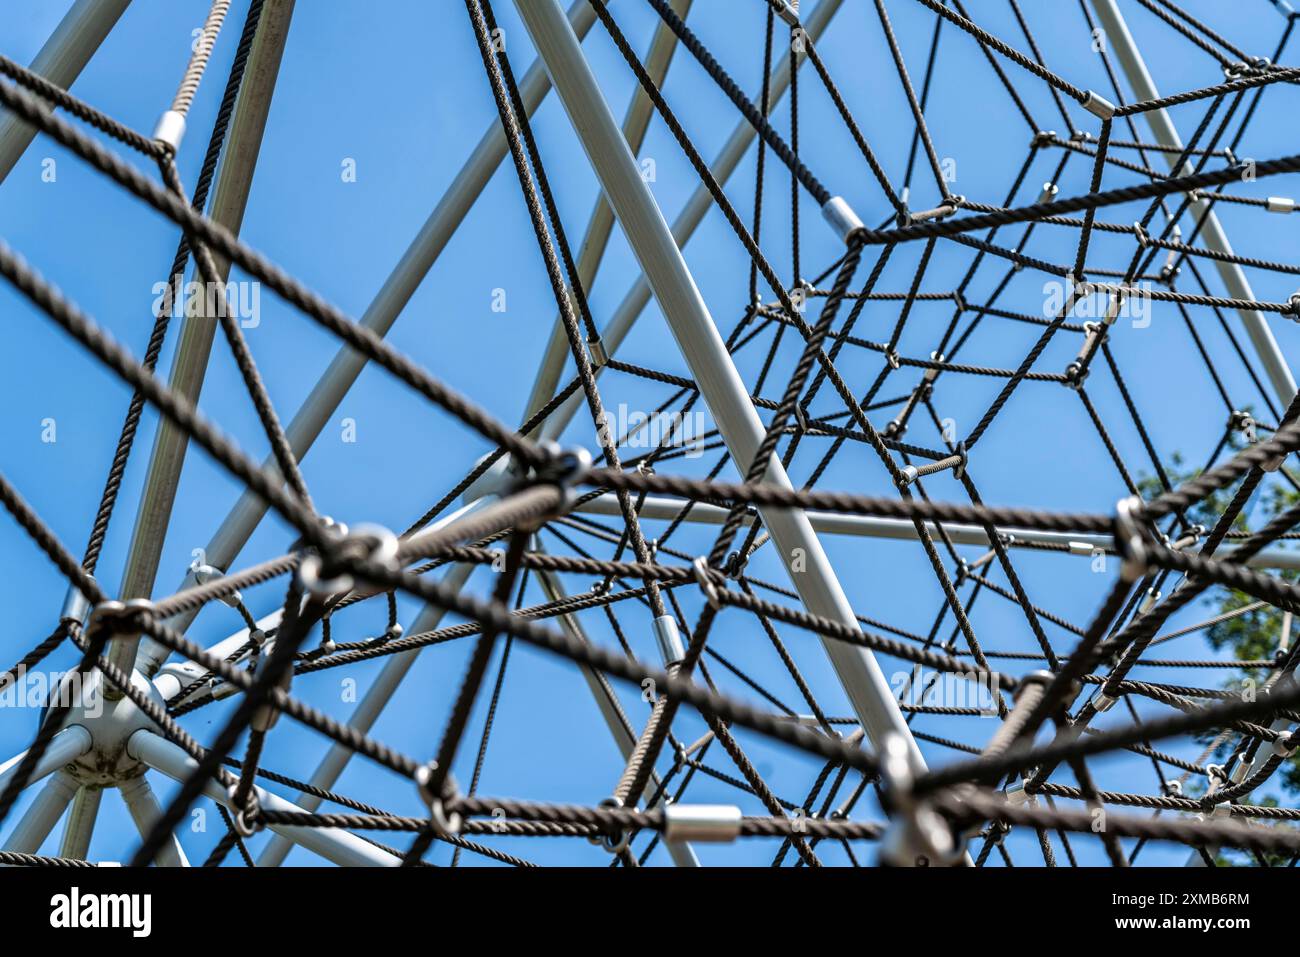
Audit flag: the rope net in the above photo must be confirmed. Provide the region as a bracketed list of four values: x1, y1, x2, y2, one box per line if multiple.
[1, 0, 1300, 867]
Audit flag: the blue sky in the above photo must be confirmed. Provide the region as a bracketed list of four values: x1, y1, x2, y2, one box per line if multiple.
[0, 0, 1298, 866]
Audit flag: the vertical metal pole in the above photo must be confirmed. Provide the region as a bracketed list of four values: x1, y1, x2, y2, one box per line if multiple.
[1, 771, 77, 855]
[58, 784, 102, 860]
[0, 0, 133, 185]
[1091, 0, 1297, 405]
[511, 0, 927, 771]
[119, 775, 189, 866]
[118, 0, 298, 678]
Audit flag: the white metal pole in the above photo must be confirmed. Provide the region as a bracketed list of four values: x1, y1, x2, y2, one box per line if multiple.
[539, 0, 843, 441]
[119, 774, 190, 866]
[0, 0, 132, 185]
[254, 561, 476, 866]
[58, 784, 102, 860]
[0, 725, 92, 797]
[532, 558, 700, 867]
[129, 730, 400, 867]
[511, 0, 927, 771]
[1091, 0, 1297, 406]
[122, 0, 299, 679]
[522, 0, 692, 422]
[1, 770, 77, 855]
[571, 492, 1300, 570]
[186, 0, 607, 632]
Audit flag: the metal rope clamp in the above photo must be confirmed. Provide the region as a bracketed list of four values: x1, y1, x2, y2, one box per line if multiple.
[293, 516, 350, 598]
[528, 441, 593, 520]
[226, 784, 262, 838]
[1274, 730, 1299, 759]
[1113, 495, 1151, 584]
[151, 109, 186, 154]
[297, 522, 399, 601]
[951, 440, 968, 481]
[692, 556, 724, 609]
[593, 796, 632, 855]
[83, 599, 144, 648]
[181, 562, 242, 609]
[58, 582, 94, 627]
[878, 733, 960, 867]
[415, 762, 463, 839]
[1286, 292, 1300, 323]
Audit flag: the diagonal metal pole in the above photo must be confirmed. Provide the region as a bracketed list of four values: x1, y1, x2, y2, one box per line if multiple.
[160, 0, 608, 655]
[1091, 0, 1297, 406]
[1, 771, 77, 855]
[538, 0, 843, 441]
[129, 730, 400, 867]
[0, 726, 92, 799]
[511, 0, 927, 772]
[119, 775, 189, 866]
[522, 0, 692, 422]
[58, 783, 102, 860]
[118, 0, 297, 677]
[0, 0, 132, 185]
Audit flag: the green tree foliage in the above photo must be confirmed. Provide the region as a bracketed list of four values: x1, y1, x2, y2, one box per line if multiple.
[1137, 438, 1300, 865]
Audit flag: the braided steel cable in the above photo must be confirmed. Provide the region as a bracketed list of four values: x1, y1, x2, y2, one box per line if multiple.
[0, 0, 1299, 870]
